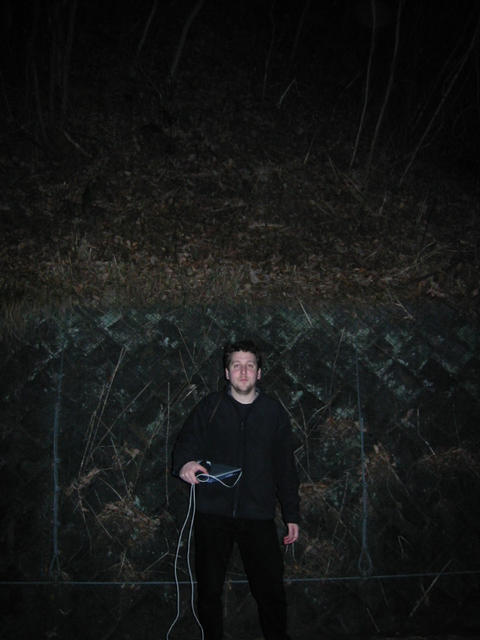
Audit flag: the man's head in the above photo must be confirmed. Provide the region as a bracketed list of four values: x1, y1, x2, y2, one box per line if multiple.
[223, 340, 262, 402]
[223, 340, 262, 370]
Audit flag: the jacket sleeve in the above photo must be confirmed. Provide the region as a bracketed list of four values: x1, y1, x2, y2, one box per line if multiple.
[171, 393, 218, 476]
[274, 410, 300, 524]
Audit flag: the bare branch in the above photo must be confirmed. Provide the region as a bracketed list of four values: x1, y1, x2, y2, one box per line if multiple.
[170, 0, 205, 82]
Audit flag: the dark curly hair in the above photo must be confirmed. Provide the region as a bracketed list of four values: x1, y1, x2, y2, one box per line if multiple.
[223, 340, 263, 370]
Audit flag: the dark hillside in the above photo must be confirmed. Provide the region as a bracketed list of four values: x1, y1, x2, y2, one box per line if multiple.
[1, 0, 479, 320]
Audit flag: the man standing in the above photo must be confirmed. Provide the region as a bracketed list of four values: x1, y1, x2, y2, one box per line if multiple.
[172, 339, 300, 640]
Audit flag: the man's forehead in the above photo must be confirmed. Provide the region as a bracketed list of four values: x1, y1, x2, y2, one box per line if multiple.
[229, 351, 258, 364]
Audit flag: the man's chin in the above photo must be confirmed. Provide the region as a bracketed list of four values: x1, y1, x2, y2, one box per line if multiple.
[231, 383, 255, 396]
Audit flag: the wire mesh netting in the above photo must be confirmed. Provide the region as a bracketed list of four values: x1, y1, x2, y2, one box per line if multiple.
[1, 301, 479, 639]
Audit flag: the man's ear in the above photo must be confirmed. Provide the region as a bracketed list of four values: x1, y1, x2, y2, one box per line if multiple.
[225, 368, 230, 380]
[257, 368, 262, 380]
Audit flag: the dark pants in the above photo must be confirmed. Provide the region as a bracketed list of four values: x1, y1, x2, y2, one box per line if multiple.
[194, 512, 290, 640]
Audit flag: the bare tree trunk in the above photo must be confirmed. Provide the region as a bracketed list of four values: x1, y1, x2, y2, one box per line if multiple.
[263, 0, 277, 101]
[25, 0, 40, 118]
[135, 0, 158, 65]
[400, 15, 480, 185]
[32, 62, 48, 147]
[287, 0, 311, 74]
[409, 14, 474, 136]
[48, 3, 60, 125]
[170, 0, 205, 83]
[23, 0, 79, 144]
[61, 0, 78, 125]
[365, 0, 404, 180]
[351, 0, 377, 169]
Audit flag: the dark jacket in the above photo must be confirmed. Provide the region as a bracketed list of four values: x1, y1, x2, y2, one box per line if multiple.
[172, 389, 300, 524]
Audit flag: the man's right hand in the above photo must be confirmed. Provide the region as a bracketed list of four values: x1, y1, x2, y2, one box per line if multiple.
[179, 460, 209, 485]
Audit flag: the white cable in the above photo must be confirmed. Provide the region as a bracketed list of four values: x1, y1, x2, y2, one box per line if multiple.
[166, 472, 242, 639]
[187, 486, 204, 639]
[166, 484, 203, 640]
[196, 471, 243, 488]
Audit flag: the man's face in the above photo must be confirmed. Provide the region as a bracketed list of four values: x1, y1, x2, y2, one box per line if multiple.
[225, 350, 261, 397]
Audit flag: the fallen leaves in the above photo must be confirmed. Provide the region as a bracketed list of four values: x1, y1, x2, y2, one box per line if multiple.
[1, 96, 478, 318]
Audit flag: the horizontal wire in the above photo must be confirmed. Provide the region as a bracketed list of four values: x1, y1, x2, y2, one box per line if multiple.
[1, 569, 479, 587]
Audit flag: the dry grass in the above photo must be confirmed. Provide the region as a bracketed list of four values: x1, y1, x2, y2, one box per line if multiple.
[2, 87, 479, 327]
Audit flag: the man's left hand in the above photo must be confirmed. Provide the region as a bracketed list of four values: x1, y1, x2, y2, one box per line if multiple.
[283, 523, 299, 545]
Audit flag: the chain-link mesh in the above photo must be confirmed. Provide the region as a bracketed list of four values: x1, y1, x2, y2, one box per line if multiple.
[1, 302, 479, 638]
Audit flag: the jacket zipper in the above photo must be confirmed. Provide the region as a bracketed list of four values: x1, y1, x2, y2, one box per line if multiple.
[232, 418, 246, 518]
